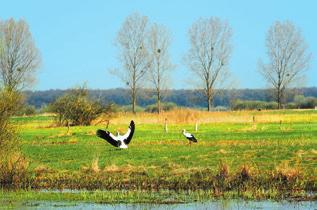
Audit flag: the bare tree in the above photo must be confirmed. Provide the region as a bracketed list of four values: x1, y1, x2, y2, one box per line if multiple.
[113, 13, 151, 114]
[0, 18, 40, 91]
[259, 21, 311, 109]
[185, 17, 232, 111]
[148, 24, 174, 113]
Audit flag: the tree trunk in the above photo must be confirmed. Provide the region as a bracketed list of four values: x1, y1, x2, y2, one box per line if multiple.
[132, 88, 136, 114]
[132, 68, 136, 114]
[157, 61, 161, 114]
[277, 88, 281, 109]
[207, 88, 212, 112]
[157, 89, 161, 114]
[207, 97, 211, 111]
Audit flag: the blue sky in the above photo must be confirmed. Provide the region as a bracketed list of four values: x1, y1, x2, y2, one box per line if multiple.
[1, 0, 316, 90]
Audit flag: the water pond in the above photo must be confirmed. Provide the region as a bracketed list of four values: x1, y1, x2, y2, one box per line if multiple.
[3, 200, 317, 210]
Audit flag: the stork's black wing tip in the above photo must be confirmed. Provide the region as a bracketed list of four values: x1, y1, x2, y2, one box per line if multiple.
[96, 129, 111, 140]
[124, 120, 135, 145]
[129, 120, 135, 129]
[96, 129, 102, 136]
[96, 129, 119, 147]
[96, 129, 106, 137]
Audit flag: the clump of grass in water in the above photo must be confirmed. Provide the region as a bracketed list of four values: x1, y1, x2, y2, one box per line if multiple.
[271, 161, 303, 193]
[1, 161, 315, 200]
[212, 162, 230, 196]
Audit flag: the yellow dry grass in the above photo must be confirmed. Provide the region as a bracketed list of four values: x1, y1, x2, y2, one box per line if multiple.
[217, 149, 229, 154]
[68, 138, 78, 144]
[91, 157, 100, 173]
[311, 149, 317, 155]
[103, 164, 150, 174]
[275, 161, 302, 180]
[34, 164, 53, 174]
[101, 109, 317, 125]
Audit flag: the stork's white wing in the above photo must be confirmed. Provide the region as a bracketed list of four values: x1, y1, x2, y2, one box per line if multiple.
[121, 127, 131, 140]
[184, 132, 193, 138]
[109, 132, 119, 141]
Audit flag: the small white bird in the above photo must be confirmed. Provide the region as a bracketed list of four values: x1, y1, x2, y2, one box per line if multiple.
[182, 129, 198, 145]
[96, 121, 135, 149]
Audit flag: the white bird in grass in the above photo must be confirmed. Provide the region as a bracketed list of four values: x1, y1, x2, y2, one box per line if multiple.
[182, 129, 198, 145]
[96, 120, 135, 149]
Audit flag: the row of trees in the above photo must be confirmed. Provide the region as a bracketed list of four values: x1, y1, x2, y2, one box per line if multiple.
[24, 87, 317, 110]
[113, 13, 312, 112]
[0, 17, 312, 114]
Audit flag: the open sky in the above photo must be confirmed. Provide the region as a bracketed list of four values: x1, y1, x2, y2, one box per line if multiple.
[1, 0, 316, 90]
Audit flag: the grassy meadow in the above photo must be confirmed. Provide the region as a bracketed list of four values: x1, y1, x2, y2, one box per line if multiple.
[3, 109, 317, 203]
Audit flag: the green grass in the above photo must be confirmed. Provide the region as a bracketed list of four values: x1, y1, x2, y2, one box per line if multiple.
[1, 189, 315, 205]
[19, 116, 317, 173]
[0, 189, 224, 204]
[2, 110, 317, 202]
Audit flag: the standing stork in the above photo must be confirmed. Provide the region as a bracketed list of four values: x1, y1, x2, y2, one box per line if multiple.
[182, 129, 198, 145]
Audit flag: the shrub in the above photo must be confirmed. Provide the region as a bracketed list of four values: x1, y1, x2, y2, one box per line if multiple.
[145, 102, 177, 113]
[210, 106, 228, 111]
[286, 102, 297, 109]
[0, 89, 22, 150]
[293, 95, 317, 109]
[120, 105, 144, 113]
[50, 87, 105, 126]
[0, 89, 30, 188]
[231, 96, 317, 110]
[104, 103, 120, 113]
[231, 99, 278, 110]
[37, 104, 51, 114]
[15, 105, 36, 116]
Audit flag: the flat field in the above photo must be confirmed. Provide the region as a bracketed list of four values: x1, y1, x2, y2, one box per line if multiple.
[4, 109, 317, 202]
[14, 110, 317, 173]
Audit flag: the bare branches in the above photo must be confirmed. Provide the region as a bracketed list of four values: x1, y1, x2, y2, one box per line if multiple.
[113, 14, 174, 114]
[259, 21, 311, 108]
[185, 17, 232, 111]
[0, 18, 41, 91]
[114, 13, 151, 113]
[147, 24, 174, 113]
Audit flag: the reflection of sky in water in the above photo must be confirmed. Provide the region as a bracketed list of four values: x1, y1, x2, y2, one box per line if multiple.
[6, 200, 317, 210]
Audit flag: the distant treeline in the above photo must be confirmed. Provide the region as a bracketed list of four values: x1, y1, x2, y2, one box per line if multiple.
[24, 87, 317, 109]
